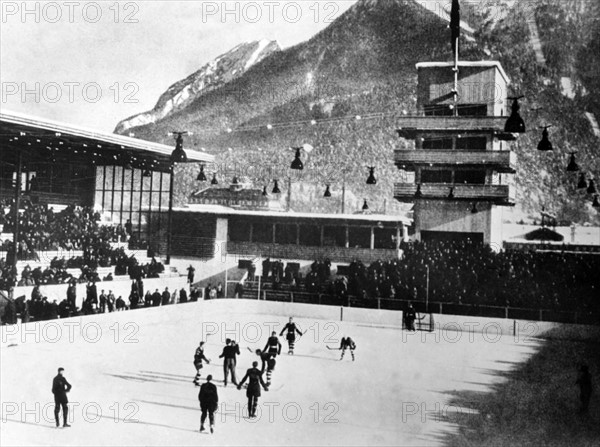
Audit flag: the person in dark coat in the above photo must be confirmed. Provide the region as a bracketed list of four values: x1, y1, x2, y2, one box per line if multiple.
[198, 375, 218, 433]
[576, 364, 592, 413]
[161, 287, 171, 305]
[179, 288, 188, 303]
[151, 289, 161, 307]
[52, 367, 72, 428]
[219, 339, 240, 387]
[66, 282, 77, 311]
[237, 361, 268, 418]
[404, 303, 416, 331]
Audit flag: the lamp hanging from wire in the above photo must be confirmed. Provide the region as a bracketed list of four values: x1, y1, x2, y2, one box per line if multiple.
[170, 132, 188, 163]
[272, 180, 281, 194]
[211, 173, 218, 185]
[366, 167, 377, 185]
[362, 199, 369, 211]
[290, 147, 303, 170]
[197, 165, 207, 182]
[504, 96, 526, 133]
[262, 186, 268, 196]
[577, 173, 588, 189]
[587, 180, 597, 195]
[537, 126, 553, 151]
[324, 185, 331, 198]
[592, 195, 600, 209]
[566, 152, 579, 172]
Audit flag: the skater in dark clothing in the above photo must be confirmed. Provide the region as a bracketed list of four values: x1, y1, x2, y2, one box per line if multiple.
[51, 367, 72, 428]
[339, 336, 356, 361]
[576, 364, 592, 413]
[198, 375, 218, 433]
[255, 349, 277, 386]
[404, 303, 416, 331]
[280, 317, 303, 355]
[237, 361, 268, 418]
[219, 339, 240, 387]
[263, 331, 282, 358]
[193, 341, 211, 386]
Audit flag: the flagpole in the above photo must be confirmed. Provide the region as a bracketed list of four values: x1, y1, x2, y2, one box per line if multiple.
[454, 36, 459, 117]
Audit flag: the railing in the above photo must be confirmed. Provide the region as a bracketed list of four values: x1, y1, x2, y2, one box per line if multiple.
[395, 150, 516, 173]
[240, 285, 599, 326]
[395, 116, 510, 138]
[394, 183, 514, 204]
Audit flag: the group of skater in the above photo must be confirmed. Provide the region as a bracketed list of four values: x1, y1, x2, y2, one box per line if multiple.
[192, 316, 357, 433]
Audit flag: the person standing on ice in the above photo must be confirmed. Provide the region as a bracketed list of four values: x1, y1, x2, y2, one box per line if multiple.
[51, 367, 72, 428]
[254, 349, 276, 386]
[280, 317, 303, 355]
[237, 361, 269, 418]
[263, 331, 282, 358]
[339, 336, 356, 361]
[198, 375, 218, 433]
[193, 341, 211, 386]
[219, 339, 239, 387]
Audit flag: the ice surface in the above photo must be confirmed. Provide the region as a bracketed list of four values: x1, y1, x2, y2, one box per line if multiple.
[0, 300, 539, 446]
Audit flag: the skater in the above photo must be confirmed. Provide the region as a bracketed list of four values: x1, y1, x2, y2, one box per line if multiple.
[198, 375, 218, 433]
[280, 317, 303, 355]
[255, 349, 276, 386]
[404, 303, 416, 331]
[193, 341, 211, 386]
[51, 367, 72, 428]
[219, 339, 240, 387]
[263, 331, 282, 358]
[575, 364, 592, 413]
[339, 336, 356, 361]
[237, 361, 269, 418]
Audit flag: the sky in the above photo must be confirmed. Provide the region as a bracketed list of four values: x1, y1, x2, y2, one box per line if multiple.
[0, 0, 358, 131]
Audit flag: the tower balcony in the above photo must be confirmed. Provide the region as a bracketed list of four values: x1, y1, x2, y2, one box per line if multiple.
[396, 116, 514, 140]
[395, 150, 516, 173]
[394, 183, 515, 206]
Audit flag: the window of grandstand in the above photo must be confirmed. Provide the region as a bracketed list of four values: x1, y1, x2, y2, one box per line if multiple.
[455, 170, 486, 184]
[422, 137, 453, 150]
[456, 104, 487, 116]
[348, 227, 371, 249]
[374, 228, 397, 249]
[299, 225, 321, 246]
[456, 136, 487, 151]
[252, 222, 273, 243]
[275, 223, 298, 245]
[323, 226, 346, 247]
[96, 167, 170, 226]
[421, 169, 452, 183]
[228, 219, 252, 242]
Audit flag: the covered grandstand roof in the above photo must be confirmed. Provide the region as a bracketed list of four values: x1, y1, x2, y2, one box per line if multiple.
[168, 204, 413, 226]
[0, 110, 213, 172]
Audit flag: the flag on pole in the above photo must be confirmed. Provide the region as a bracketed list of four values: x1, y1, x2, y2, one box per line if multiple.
[450, 0, 460, 56]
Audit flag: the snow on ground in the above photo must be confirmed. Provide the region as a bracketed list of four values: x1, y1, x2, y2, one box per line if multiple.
[0, 300, 539, 446]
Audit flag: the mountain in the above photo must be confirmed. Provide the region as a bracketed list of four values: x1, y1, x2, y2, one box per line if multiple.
[115, 0, 600, 224]
[114, 39, 280, 134]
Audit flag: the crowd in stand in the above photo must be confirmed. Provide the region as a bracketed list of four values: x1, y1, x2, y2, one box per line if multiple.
[254, 241, 600, 314]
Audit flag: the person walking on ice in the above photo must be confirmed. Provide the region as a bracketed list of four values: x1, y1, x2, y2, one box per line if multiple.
[198, 375, 218, 433]
[193, 341, 211, 386]
[263, 331, 282, 358]
[280, 317, 303, 355]
[254, 349, 277, 386]
[237, 361, 269, 418]
[51, 367, 72, 428]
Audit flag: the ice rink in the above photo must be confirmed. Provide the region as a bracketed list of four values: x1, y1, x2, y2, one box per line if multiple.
[1, 300, 540, 446]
